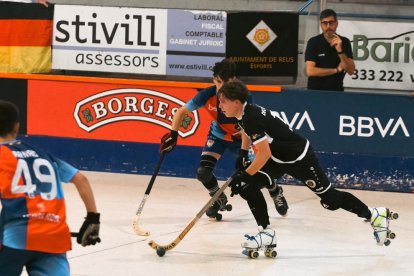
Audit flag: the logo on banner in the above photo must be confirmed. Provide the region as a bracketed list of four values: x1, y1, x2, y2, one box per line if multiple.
[340, 21, 414, 91]
[73, 88, 199, 137]
[246, 20, 277, 52]
[353, 31, 414, 63]
[271, 110, 315, 131]
[52, 5, 167, 75]
[339, 115, 410, 138]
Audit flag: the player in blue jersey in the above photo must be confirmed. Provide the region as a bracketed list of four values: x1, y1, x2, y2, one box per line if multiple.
[0, 100, 101, 276]
[160, 59, 289, 219]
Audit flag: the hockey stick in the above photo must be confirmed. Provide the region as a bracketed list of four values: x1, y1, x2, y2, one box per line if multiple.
[132, 152, 166, 236]
[148, 176, 233, 253]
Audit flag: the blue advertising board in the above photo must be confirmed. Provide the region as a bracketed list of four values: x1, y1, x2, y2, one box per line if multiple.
[16, 87, 414, 193]
[253, 89, 414, 157]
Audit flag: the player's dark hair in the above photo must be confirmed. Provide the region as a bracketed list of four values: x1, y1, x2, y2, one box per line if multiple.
[212, 58, 237, 82]
[218, 80, 249, 103]
[0, 100, 19, 137]
[319, 9, 337, 21]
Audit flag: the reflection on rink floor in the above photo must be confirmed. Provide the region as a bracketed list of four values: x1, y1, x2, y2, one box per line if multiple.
[39, 171, 414, 276]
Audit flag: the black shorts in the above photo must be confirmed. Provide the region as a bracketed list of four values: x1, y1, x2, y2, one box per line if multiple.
[256, 148, 331, 195]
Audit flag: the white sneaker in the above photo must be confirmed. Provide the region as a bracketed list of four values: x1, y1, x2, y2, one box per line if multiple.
[241, 226, 277, 249]
[370, 207, 390, 246]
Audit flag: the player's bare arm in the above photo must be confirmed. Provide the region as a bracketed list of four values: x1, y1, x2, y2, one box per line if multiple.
[240, 130, 251, 151]
[171, 106, 190, 131]
[244, 139, 271, 176]
[160, 106, 189, 153]
[71, 172, 98, 213]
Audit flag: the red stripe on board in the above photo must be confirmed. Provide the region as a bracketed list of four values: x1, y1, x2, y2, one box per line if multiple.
[0, 19, 52, 46]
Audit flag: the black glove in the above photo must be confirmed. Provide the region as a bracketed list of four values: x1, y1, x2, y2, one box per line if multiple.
[235, 149, 249, 170]
[160, 130, 178, 153]
[229, 171, 254, 197]
[77, 212, 101, 246]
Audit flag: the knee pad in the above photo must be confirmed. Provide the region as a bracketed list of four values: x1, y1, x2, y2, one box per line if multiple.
[196, 166, 214, 183]
[196, 155, 217, 183]
[319, 189, 344, 211]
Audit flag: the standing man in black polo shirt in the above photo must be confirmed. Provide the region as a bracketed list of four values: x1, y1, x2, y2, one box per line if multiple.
[305, 9, 355, 91]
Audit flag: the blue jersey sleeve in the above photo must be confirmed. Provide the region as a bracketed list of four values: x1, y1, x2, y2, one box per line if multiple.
[53, 158, 79, 183]
[185, 86, 216, 112]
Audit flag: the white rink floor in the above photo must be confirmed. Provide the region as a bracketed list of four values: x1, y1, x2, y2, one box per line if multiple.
[49, 171, 414, 276]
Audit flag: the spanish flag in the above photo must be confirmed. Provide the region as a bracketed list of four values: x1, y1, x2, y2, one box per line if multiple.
[0, 2, 53, 73]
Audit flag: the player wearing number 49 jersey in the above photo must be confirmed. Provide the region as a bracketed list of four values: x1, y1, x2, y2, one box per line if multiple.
[0, 100, 101, 276]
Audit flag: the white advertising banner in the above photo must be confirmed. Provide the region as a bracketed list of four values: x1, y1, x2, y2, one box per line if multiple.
[52, 5, 167, 74]
[339, 20, 414, 91]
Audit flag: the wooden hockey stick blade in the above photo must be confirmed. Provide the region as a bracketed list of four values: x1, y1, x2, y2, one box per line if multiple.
[148, 177, 233, 252]
[131, 153, 165, 236]
[132, 214, 150, 236]
[132, 194, 151, 236]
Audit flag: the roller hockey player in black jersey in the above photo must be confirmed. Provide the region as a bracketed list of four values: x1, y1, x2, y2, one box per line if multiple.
[160, 59, 288, 220]
[217, 80, 398, 257]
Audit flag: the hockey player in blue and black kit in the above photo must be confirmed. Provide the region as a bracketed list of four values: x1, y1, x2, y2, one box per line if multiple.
[160, 59, 289, 220]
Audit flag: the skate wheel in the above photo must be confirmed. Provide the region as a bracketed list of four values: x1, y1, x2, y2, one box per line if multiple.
[384, 239, 391, 246]
[226, 204, 232, 211]
[249, 250, 259, 259]
[390, 212, 399, 220]
[270, 250, 277, 258]
[206, 209, 214, 217]
[387, 231, 396, 239]
[215, 213, 222, 221]
[264, 249, 277, 258]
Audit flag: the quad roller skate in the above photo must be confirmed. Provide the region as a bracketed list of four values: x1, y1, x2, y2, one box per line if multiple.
[370, 207, 399, 246]
[269, 185, 288, 217]
[205, 192, 232, 221]
[241, 226, 277, 259]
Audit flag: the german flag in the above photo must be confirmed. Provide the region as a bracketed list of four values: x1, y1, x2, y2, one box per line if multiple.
[0, 2, 54, 73]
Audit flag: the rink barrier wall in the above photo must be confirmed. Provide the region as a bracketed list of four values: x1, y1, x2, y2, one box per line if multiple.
[0, 74, 413, 193]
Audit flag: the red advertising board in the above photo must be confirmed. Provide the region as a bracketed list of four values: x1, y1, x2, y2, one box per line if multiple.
[27, 80, 210, 146]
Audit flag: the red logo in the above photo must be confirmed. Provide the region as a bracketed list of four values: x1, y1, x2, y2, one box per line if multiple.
[74, 88, 199, 137]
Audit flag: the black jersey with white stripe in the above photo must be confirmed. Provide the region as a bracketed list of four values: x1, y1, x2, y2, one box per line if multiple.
[238, 103, 309, 163]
